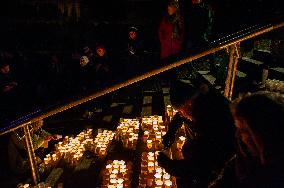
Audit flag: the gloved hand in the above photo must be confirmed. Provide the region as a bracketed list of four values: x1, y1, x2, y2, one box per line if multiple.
[157, 151, 170, 169]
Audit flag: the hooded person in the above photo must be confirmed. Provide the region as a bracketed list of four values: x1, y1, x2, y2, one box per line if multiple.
[159, 0, 185, 60]
[123, 26, 145, 77]
[93, 44, 112, 88]
[158, 80, 235, 188]
[232, 91, 284, 188]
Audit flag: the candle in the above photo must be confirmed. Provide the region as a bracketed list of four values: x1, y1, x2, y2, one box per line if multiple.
[156, 168, 163, 174]
[148, 162, 155, 173]
[155, 180, 163, 186]
[154, 173, 162, 180]
[163, 173, 171, 180]
[110, 178, 117, 184]
[164, 180, 173, 187]
[147, 140, 153, 149]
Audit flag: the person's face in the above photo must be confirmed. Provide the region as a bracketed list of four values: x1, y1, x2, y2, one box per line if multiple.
[96, 48, 105, 57]
[167, 5, 177, 16]
[0, 65, 10, 74]
[235, 117, 265, 164]
[176, 100, 193, 121]
[129, 31, 137, 40]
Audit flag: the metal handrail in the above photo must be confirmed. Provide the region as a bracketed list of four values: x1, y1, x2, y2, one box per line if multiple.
[0, 21, 283, 136]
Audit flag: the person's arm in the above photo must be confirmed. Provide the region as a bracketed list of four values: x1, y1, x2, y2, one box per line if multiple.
[163, 113, 186, 147]
[32, 129, 52, 149]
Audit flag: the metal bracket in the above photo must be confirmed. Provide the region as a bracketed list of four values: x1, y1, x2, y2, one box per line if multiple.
[224, 43, 241, 100]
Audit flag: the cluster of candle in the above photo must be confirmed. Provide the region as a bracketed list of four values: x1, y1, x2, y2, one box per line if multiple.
[93, 129, 115, 157]
[141, 116, 166, 151]
[17, 182, 51, 188]
[102, 160, 132, 188]
[43, 129, 94, 167]
[116, 118, 140, 149]
[139, 152, 176, 188]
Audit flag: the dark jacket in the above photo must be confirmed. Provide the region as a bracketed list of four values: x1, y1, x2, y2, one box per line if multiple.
[159, 91, 236, 188]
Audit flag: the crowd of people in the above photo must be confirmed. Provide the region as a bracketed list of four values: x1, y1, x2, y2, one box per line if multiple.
[0, 0, 213, 122]
[158, 80, 284, 188]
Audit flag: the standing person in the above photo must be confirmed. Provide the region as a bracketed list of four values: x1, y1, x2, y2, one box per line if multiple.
[183, 0, 213, 52]
[0, 61, 22, 121]
[232, 91, 284, 188]
[159, 0, 185, 60]
[158, 80, 236, 188]
[8, 120, 60, 176]
[123, 26, 145, 77]
[93, 44, 112, 88]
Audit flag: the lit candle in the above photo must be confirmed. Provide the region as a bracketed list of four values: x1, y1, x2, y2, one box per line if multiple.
[116, 178, 123, 184]
[163, 173, 171, 180]
[148, 162, 155, 173]
[164, 180, 172, 187]
[154, 173, 162, 180]
[147, 140, 153, 149]
[155, 180, 163, 186]
[110, 178, 117, 184]
[112, 169, 119, 174]
[156, 168, 163, 174]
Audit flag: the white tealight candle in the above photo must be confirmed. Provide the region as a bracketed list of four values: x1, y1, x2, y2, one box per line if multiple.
[110, 179, 117, 184]
[117, 178, 124, 184]
[164, 180, 172, 187]
[154, 173, 162, 179]
[156, 168, 163, 174]
[112, 169, 118, 174]
[156, 180, 163, 186]
[163, 173, 171, 180]
[179, 136, 186, 142]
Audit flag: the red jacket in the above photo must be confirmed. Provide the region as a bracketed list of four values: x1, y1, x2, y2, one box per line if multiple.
[159, 16, 184, 59]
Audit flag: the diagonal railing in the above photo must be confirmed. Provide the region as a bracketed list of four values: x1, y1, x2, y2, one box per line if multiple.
[1, 21, 283, 136]
[0, 20, 283, 185]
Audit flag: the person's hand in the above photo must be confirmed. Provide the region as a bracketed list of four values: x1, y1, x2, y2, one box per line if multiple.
[162, 133, 175, 148]
[45, 136, 54, 142]
[157, 151, 170, 169]
[52, 134, 62, 140]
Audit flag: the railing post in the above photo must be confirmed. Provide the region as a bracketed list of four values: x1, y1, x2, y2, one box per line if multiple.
[224, 43, 240, 100]
[23, 124, 40, 185]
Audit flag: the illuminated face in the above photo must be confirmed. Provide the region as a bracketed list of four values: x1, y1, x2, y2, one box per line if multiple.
[235, 118, 259, 157]
[96, 48, 105, 57]
[0, 65, 10, 74]
[176, 100, 193, 121]
[167, 5, 177, 16]
[129, 31, 137, 40]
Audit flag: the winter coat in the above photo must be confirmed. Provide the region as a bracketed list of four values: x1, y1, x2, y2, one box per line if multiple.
[159, 15, 185, 59]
